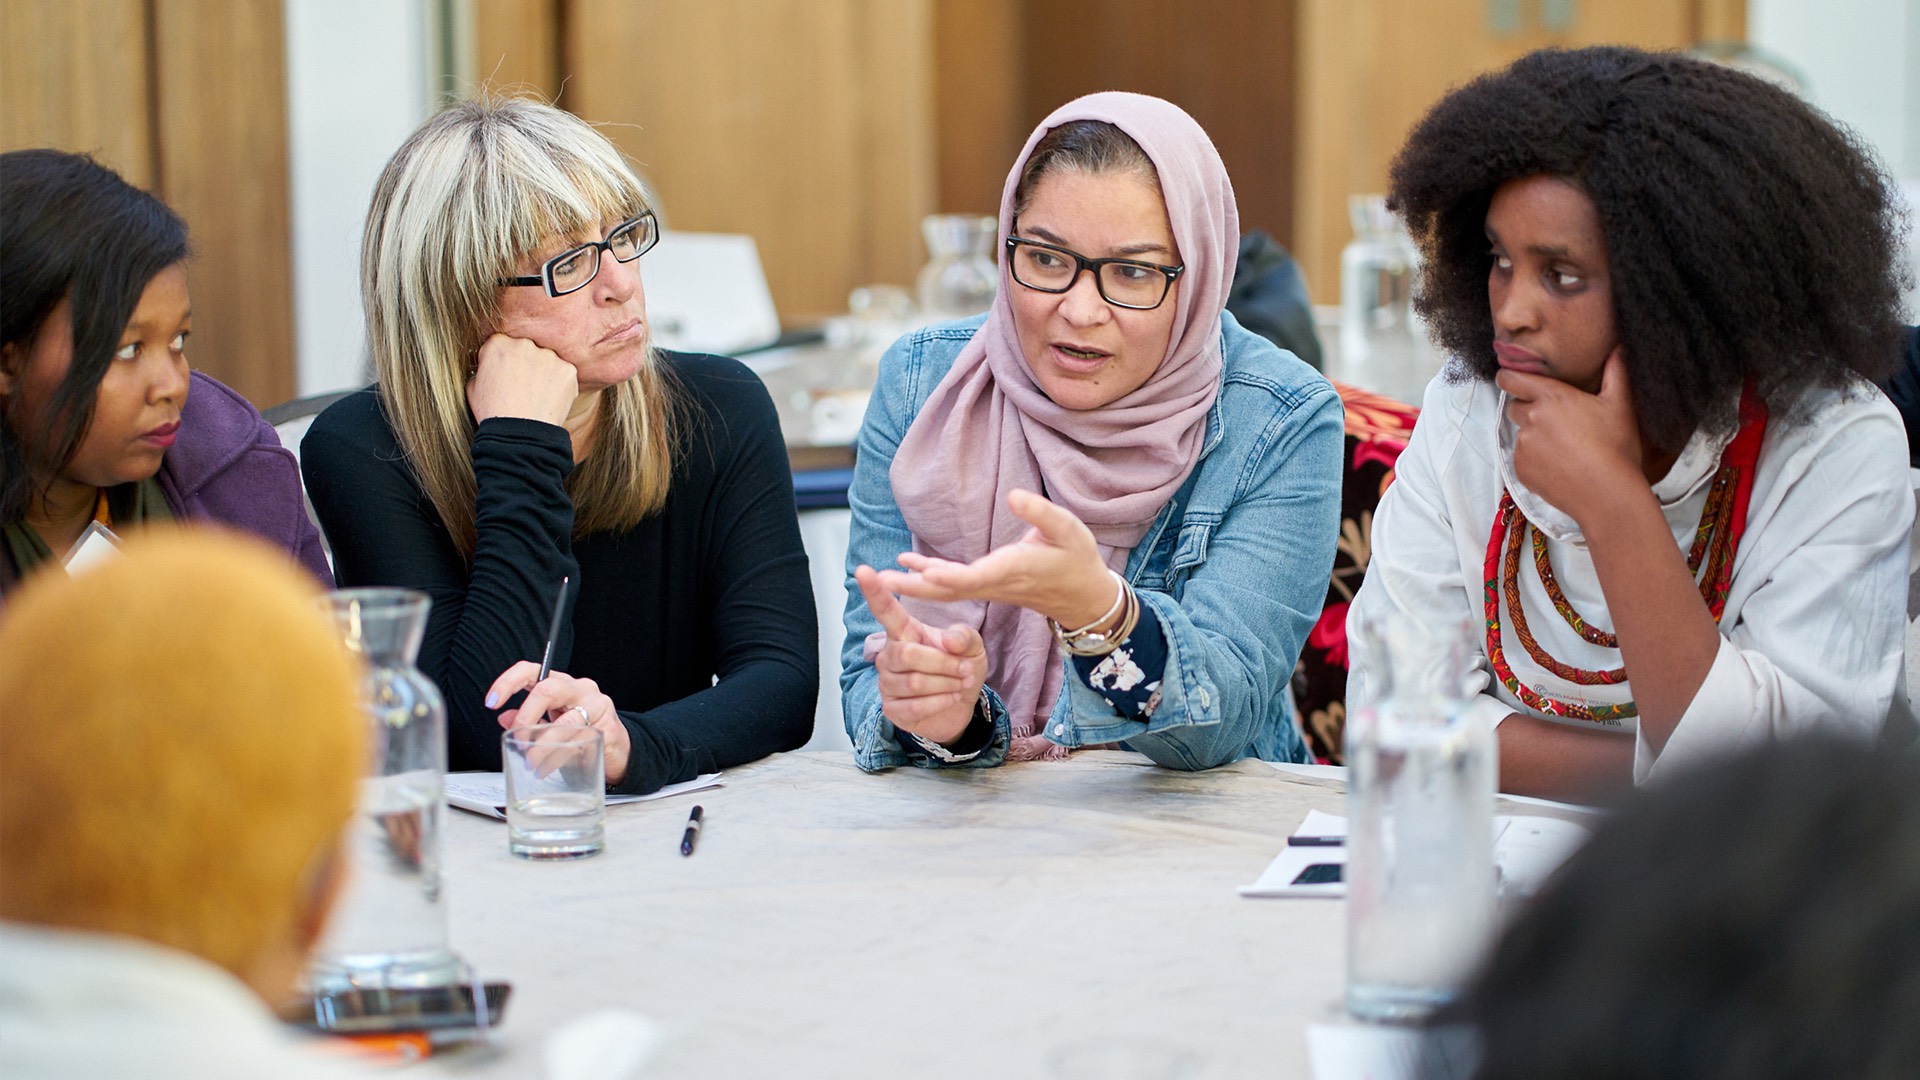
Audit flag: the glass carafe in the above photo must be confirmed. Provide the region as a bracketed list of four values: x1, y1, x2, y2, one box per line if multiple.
[1344, 619, 1496, 1022]
[309, 588, 463, 991]
[917, 213, 998, 319]
[1339, 195, 1437, 402]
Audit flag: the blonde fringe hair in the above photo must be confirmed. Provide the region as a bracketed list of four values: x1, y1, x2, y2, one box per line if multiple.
[0, 529, 363, 980]
[363, 96, 678, 558]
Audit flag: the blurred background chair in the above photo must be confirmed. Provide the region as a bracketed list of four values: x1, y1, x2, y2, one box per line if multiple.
[263, 390, 355, 573]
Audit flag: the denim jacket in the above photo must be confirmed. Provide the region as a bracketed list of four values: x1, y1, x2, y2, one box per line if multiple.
[841, 311, 1344, 771]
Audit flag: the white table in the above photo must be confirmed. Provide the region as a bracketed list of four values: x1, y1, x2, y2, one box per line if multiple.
[425, 751, 1352, 1079]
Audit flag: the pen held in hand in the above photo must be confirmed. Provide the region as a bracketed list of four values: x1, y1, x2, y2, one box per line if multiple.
[680, 805, 704, 856]
[536, 575, 571, 683]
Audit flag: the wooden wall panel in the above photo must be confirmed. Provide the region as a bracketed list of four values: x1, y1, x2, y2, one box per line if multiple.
[473, 0, 560, 101]
[850, 0, 938, 294]
[1697, 0, 1747, 44]
[1293, 0, 1722, 304]
[0, 0, 155, 187]
[566, 0, 936, 323]
[560, 2, 936, 320]
[1022, 0, 1298, 254]
[151, 0, 295, 406]
[932, 0, 1024, 215]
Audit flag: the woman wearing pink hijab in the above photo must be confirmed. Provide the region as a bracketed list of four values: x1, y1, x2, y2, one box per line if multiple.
[841, 93, 1343, 770]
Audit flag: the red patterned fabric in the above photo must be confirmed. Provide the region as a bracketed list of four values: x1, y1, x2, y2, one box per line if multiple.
[1290, 382, 1420, 763]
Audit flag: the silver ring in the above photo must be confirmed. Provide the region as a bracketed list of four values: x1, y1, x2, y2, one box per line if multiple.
[568, 704, 593, 727]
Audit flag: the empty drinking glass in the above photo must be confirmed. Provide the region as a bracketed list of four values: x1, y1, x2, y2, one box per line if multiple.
[503, 726, 606, 859]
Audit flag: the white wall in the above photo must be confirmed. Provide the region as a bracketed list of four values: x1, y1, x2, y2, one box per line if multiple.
[284, 0, 434, 396]
[1751, 0, 1918, 173]
[1751, 0, 1920, 317]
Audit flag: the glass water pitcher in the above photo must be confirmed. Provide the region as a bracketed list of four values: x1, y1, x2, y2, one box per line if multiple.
[308, 588, 464, 991]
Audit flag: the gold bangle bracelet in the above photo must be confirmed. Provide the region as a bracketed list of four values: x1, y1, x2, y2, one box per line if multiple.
[1051, 569, 1127, 639]
[1053, 577, 1139, 658]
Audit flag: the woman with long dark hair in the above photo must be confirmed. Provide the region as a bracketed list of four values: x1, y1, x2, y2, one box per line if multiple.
[0, 149, 328, 592]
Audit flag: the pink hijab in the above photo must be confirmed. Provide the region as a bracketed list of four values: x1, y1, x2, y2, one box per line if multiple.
[883, 92, 1239, 758]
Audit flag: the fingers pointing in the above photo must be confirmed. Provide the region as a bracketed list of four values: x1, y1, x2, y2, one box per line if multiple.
[856, 564, 915, 640]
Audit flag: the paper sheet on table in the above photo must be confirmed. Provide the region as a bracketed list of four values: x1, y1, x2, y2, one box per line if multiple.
[444, 772, 721, 820]
[1267, 761, 1606, 816]
[1239, 813, 1590, 899]
[1308, 1022, 1477, 1080]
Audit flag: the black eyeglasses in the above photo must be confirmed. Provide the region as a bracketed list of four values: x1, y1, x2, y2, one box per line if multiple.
[498, 211, 660, 297]
[1005, 236, 1184, 311]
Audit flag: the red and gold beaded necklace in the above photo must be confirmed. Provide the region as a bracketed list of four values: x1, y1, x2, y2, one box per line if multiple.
[1481, 388, 1767, 724]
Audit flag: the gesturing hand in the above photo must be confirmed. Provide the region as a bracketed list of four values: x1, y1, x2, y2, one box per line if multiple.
[486, 661, 631, 786]
[467, 333, 579, 426]
[874, 489, 1119, 629]
[1497, 348, 1646, 527]
[855, 565, 987, 746]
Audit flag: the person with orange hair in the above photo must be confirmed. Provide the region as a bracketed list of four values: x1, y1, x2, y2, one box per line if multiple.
[0, 530, 373, 1078]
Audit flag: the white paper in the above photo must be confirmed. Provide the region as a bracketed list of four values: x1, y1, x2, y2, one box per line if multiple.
[444, 772, 722, 820]
[1295, 808, 1349, 839]
[1239, 813, 1591, 899]
[1266, 760, 1606, 816]
[1267, 760, 1350, 782]
[1237, 839, 1348, 899]
[1308, 1022, 1477, 1080]
[1487, 815, 1590, 897]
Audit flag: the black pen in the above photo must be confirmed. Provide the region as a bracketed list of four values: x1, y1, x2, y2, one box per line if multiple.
[536, 575, 570, 682]
[1286, 835, 1345, 847]
[680, 805, 704, 856]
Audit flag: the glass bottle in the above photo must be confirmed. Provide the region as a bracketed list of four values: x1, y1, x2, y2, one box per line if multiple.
[1339, 195, 1437, 403]
[917, 213, 998, 319]
[1344, 619, 1496, 1022]
[309, 588, 464, 991]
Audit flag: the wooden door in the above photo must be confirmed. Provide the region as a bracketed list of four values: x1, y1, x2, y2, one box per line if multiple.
[1293, 0, 1747, 303]
[0, 0, 296, 408]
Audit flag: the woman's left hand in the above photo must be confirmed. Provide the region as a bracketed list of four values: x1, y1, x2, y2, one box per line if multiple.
[1497, 348, 1647, 527]
[486, 661, 632, 786]
[875, 488, 1119, 628]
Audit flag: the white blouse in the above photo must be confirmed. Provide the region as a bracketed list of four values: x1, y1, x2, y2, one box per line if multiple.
[1347, 371, 1914, 783]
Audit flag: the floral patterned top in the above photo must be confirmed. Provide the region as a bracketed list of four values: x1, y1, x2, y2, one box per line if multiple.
[1071, 611, 1170, 719]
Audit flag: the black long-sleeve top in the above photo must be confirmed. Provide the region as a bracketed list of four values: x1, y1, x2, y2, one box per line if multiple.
[1879, 326, 1920, 467]
[301, 352, 817, 794]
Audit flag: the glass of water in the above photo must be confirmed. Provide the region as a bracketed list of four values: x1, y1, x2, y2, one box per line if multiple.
[503, 726, 605, 859]
[1344, 618, 1496, 1022]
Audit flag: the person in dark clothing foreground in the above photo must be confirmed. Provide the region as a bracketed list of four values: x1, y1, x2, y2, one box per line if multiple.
[1877, 325, 1920, 466]
[1449, 734, 1920, 1080]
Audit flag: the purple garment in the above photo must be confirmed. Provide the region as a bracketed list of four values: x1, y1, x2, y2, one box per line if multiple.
[155, 372, 333, 586]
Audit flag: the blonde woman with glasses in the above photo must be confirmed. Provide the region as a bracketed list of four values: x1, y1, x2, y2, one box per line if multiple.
[302, 98, 816, 795]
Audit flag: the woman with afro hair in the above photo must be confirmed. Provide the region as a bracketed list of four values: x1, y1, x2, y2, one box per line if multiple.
[1346, 45, 1915, 801]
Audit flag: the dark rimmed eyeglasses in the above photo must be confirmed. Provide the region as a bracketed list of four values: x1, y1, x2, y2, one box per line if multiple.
[1004, 236, 1184, 311]
[497, 211, 660, 297]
